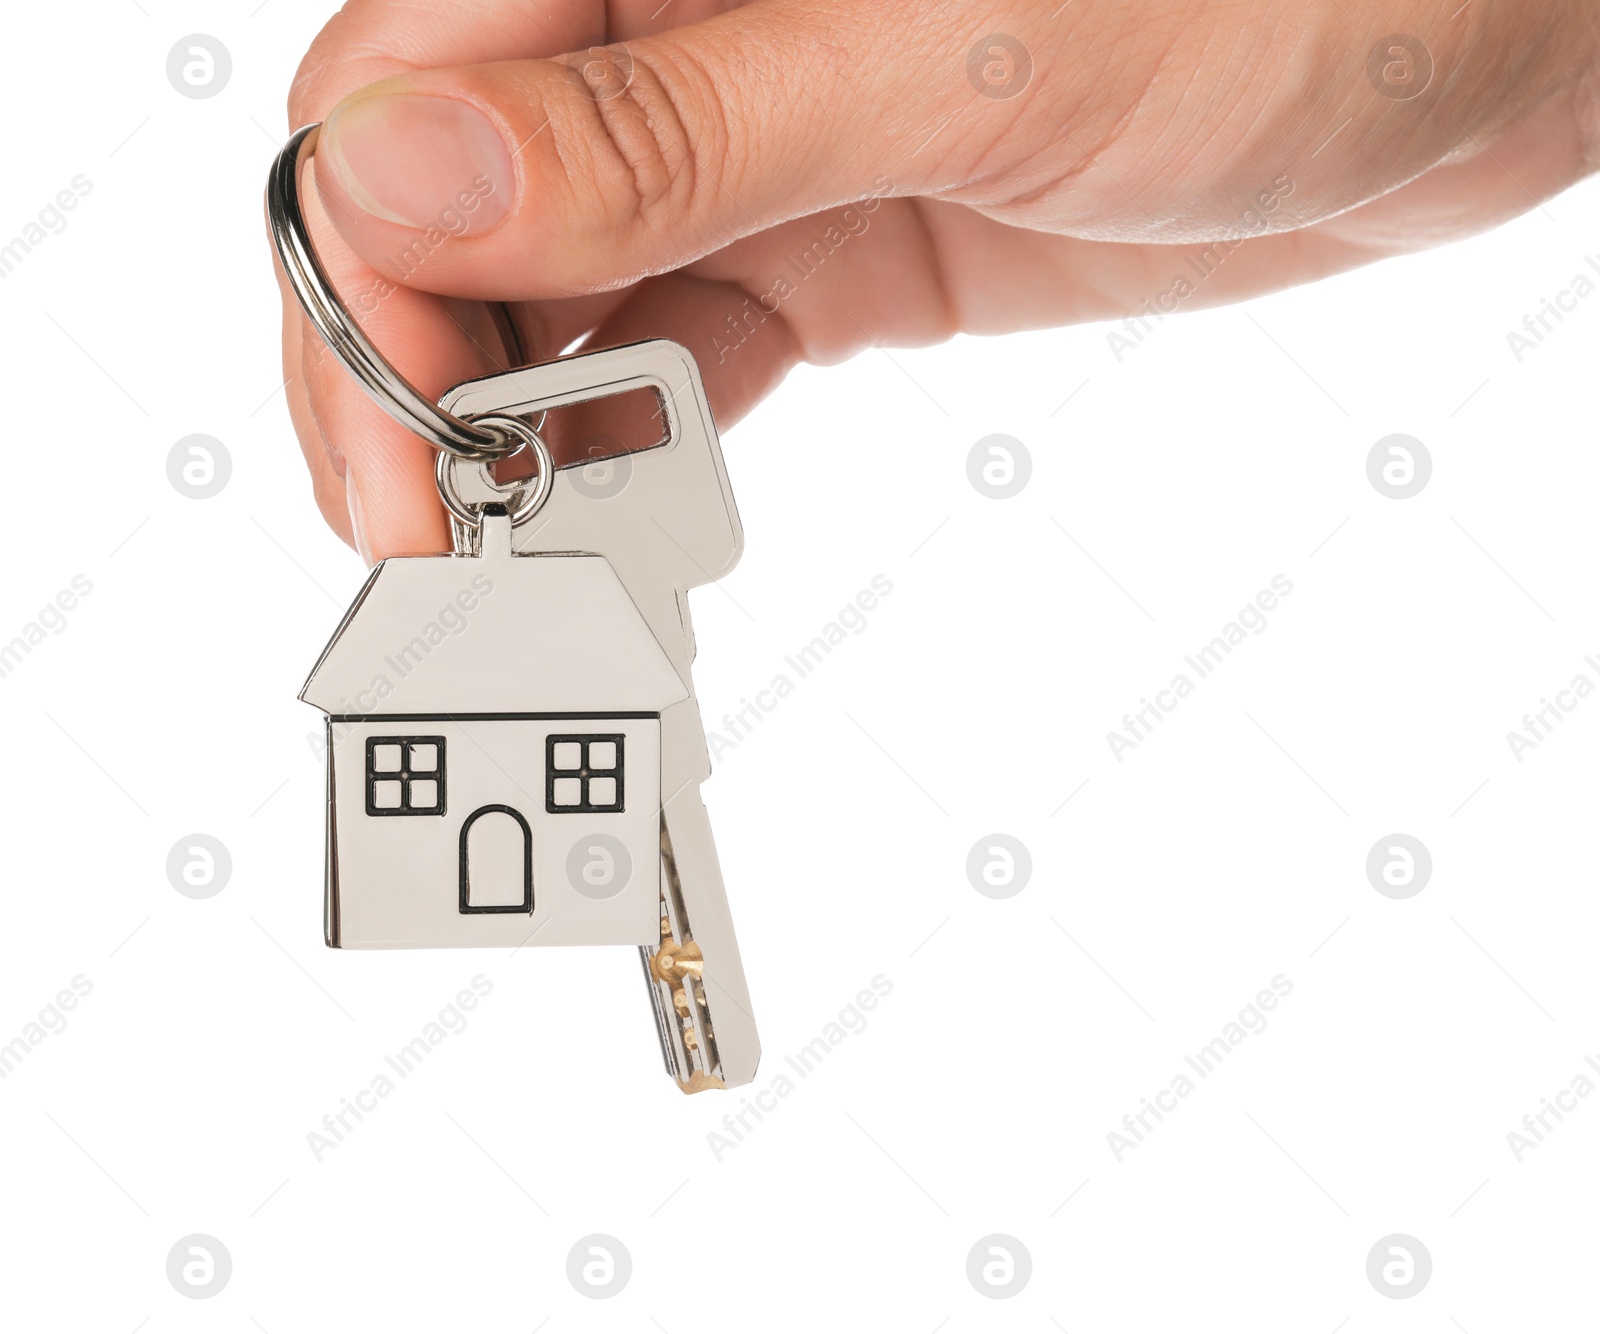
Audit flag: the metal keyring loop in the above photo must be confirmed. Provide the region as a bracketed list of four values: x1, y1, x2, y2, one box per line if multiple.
[267, 123, 517, 461]
[436, 415, 555, 527]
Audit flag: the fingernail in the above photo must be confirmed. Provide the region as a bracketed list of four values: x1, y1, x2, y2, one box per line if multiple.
[322, 92, 514, 233]
[346, 469, 375, 566]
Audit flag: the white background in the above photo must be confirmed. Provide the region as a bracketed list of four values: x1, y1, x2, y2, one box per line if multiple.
[2, 2, 1597, 1329]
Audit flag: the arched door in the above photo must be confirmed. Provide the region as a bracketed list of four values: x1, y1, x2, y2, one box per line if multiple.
[458, 805, 533, 914]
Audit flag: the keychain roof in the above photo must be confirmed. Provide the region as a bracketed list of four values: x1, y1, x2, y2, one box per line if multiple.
[301, 517, 688, 717]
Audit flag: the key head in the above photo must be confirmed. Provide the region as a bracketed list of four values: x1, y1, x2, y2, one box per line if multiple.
[439, 340, 742, 588]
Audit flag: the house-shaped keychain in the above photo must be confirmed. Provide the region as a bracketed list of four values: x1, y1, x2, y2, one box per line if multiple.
[301, 510, 683, 949]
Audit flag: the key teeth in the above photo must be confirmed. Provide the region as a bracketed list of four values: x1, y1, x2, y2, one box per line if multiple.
[645, 817, 729, 1089]
[648, 928, 721, 1085]
[647, 812, 762, 1092]
[649, 939, 704, 986]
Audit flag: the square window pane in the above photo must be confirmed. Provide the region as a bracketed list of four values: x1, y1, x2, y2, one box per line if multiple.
[408, 779, 438, 810]
[372, 744, 403, 773]
[409, 743, 438, 772]
[588, 776, 617, 807]
[587, 741, 617, 771]
[552, 777, 583, 806]
[372, 779, 403, 809]
[552, 741, 582, 771]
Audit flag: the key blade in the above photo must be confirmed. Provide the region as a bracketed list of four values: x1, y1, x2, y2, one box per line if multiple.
[643, 812, 759, 1092]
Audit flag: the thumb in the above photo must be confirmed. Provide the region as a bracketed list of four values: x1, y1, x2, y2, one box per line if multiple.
[309, 0, 991, 299]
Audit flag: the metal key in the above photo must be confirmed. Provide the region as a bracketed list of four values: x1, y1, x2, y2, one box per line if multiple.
[439, 341, 759, 1092]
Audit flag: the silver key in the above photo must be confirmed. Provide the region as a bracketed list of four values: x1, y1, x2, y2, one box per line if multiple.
[439, 341, 757, 1092]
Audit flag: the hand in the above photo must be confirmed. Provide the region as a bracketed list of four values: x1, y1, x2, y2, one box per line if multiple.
[279, 0, 1600, 561]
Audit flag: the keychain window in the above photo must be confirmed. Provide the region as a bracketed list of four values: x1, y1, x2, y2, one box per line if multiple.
[546, 735, 624, 813]
[366, 737, 446, 816]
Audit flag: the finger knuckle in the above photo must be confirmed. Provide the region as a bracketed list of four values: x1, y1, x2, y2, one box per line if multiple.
[554, 43, 731, 246]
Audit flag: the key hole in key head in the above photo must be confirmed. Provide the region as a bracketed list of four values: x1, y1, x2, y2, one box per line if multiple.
[490, 385, 669, 488]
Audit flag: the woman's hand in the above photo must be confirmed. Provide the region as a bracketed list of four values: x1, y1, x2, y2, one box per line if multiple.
[278, 0, 1600, 561]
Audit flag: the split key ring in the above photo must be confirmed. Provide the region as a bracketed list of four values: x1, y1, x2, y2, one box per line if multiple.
[267, 123, 528, 463]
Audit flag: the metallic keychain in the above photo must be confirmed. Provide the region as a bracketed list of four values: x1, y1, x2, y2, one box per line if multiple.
[268, 124, 758, 1093]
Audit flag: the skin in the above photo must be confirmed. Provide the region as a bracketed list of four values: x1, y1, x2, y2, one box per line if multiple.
[277, 0, 1600, 562]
